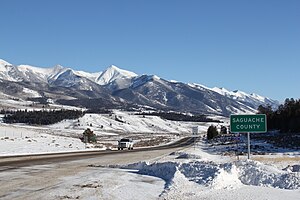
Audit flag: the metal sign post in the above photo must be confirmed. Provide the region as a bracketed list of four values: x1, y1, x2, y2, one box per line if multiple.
[192, 126, 198, 136]
[192, 126, 198, 150]
[235, 134, 240, 161]
[247, 132, 250, 159]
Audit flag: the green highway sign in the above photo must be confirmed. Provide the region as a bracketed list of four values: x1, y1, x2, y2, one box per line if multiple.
[230, 114, 267, 133]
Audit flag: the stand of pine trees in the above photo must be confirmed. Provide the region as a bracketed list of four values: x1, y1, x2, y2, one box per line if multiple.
[258, 98, 300, 133]
[136, 112, 221, 123]
[3, 110, 84, 125]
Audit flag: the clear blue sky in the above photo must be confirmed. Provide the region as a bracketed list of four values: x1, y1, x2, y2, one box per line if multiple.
[0, 0, 299, 102]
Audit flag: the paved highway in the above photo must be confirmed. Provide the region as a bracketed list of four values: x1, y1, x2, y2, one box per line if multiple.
[0, 137, 197, 200]
[0, 137, 197, 168]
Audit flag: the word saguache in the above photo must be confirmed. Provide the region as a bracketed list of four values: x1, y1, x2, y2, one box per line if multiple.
[232, 117, 265, 123]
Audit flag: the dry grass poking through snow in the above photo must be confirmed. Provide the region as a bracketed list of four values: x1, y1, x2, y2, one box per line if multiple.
[253, 156, 300, 162]
[134, 136, 171, 147]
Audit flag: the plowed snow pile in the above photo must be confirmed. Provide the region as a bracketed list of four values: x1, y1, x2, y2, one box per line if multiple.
[237, 160, 300, 189]
[120, 157, 300, 197]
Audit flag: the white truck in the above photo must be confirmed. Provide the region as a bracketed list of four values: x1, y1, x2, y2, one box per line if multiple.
[118, 138, 133, 150]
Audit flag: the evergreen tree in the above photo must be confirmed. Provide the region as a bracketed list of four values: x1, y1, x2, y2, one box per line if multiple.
[83, 128, 96, 143]
[207, 125, 218, 140]
[220, 125, 227, 134]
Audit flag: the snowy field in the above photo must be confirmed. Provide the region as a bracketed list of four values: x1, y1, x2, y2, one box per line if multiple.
[0, 111, 213, 155]
[0, 123, 98, 155]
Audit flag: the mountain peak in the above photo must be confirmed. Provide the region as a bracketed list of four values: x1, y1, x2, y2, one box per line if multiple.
[107, 65, 119, 70]
[96, 65, 138, 85]
[0, 59, 12, 67]
[50, 64, 66, 74]
[211, 87, 232, 96]
[53, 64, 64, 70]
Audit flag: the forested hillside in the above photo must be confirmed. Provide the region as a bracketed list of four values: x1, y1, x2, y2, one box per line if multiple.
[3, 110, 84, 125]
[258, 98, 300, 133]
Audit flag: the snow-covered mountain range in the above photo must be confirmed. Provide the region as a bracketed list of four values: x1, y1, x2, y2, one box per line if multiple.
[0, 59, 279, 115]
